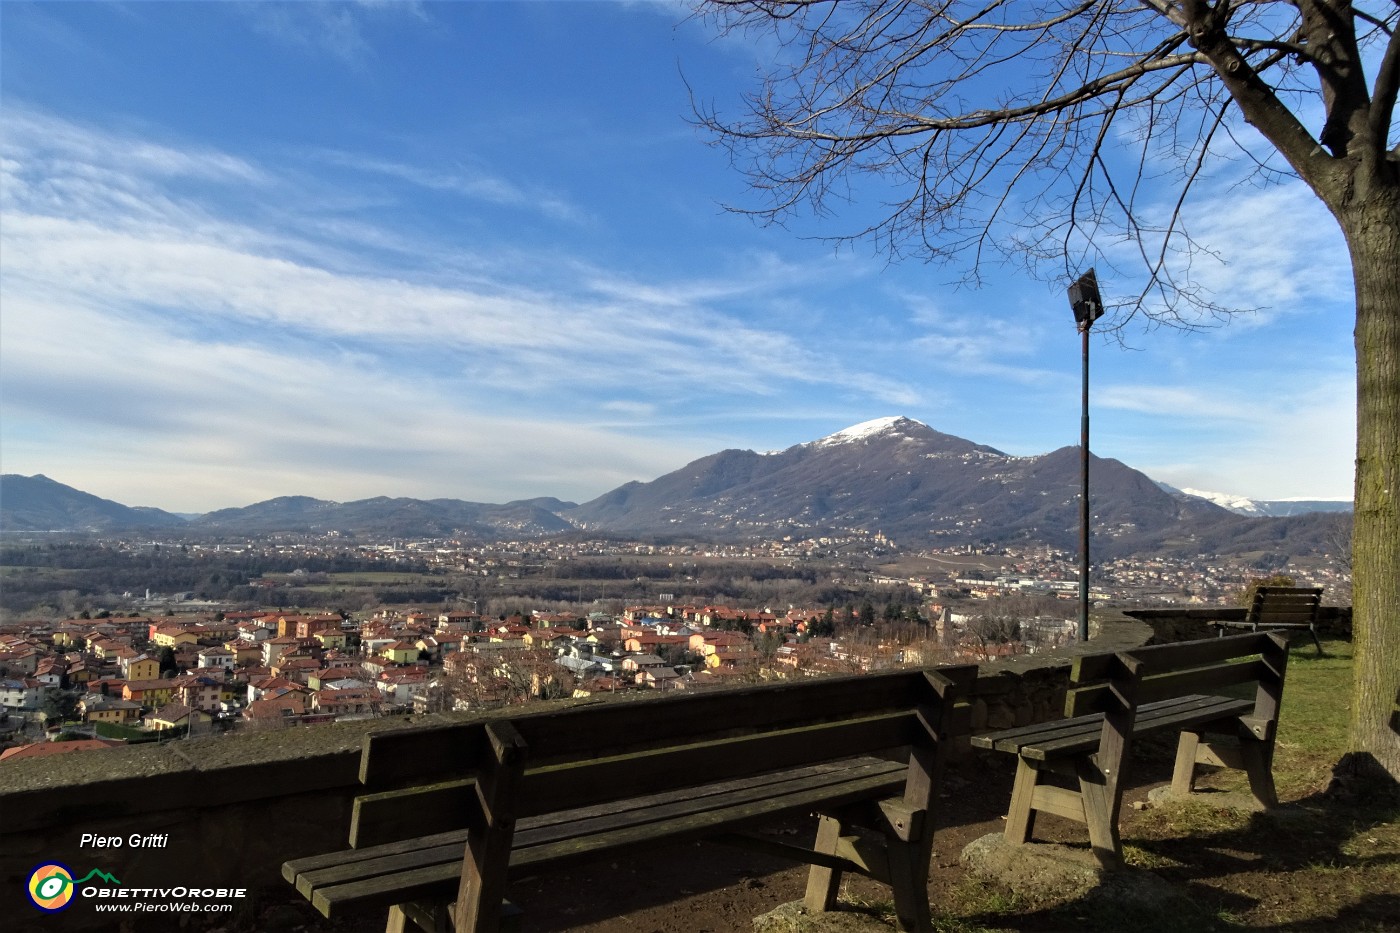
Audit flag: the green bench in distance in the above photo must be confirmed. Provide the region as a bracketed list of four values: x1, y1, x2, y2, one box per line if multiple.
[1213, 585, 1324, 657]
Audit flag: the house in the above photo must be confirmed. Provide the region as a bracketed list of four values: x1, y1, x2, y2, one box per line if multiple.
[319, 649, 361, 669]
[639, 667, 682, 690]
[0, 645, 40, 675]
[437, 611, 481, 630]
[197, 646, 235, 671]
[704, 647, 756, 670]
[312, 629, 348, 651]
[122, 679, 176, 708]
[194, 617, 238, 642]
[32, 657, 66, 689]
[272, 656, 323, 683]
[151, 625, 200, 649]
[377, 667, 430, 705]
[79, 695, 143, 724]
[145, 702, 210, 732]
[312, 687, 381, 717]
[243, 690, 310, 722]
[623, 634, 690, 655]
[246, 675, 302, 704]
[531, 611, 584, 629]
[307, 670, 370, 691]
[261, 636, 308, 668]
[66, 660, 96, 685]
[172, 674, 223, 713]
[122, 654, 160, 681]
[619, 653, 670, 675]
[226, 640, 263, 665]
[689, 632, 752, 656]
[237, 620, 275, 642]
[291, 615, 339, 639]
[0, 678, 43, 710]
[381, 641, 422, 665]
[0, 738, 123, 762]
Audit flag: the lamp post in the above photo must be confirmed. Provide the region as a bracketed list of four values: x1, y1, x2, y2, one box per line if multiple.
[1068, 269, 1104, 643]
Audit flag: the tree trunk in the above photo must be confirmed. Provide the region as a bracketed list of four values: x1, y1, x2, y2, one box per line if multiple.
[1341, 192, 1400, 784]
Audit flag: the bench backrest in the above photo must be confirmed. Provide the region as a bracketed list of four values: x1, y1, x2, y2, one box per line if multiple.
[1248, 586, 1323, 627]
[1065, 631, 1289, 720]
[350, 664, 977, 848]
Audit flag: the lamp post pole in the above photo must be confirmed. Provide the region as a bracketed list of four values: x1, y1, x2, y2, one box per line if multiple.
[1068, 270, 1104, 643]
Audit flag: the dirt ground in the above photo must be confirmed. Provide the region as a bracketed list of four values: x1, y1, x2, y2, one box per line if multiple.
[257, 742, 1397, 933]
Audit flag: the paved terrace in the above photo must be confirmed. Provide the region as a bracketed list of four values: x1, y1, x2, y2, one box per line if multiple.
[0, 605, 1351, 931]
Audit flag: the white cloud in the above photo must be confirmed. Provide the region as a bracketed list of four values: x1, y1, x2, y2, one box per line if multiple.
[1, 103, 936, 508]
[900, 292, 1060, 385]
[2, 105, 265, 187]
[0, 294, 686, 511]
[240, 1, 429, 63]
[1108, 373, 1355, 500]
[312, 150, 588, 225]
[1096, 385, 1257, 421]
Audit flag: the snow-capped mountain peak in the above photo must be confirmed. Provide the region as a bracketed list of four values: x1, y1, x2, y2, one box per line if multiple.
[812, 416, 926, 448]
[1179, 487, 1266, 515]
[1158, 483, 1353, 517]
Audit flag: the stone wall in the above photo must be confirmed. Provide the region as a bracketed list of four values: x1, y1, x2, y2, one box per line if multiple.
[965, 608, 1155, 734]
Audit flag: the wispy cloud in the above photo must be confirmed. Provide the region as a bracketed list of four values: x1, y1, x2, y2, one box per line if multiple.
[239, 0, 429, 63]
[1092, 176, 1352, 329]
[313, 150, 588, 224]
[1, 103, 928, 506]
[900, 292, 1059, 385]
[1096, 384, 1258, 420]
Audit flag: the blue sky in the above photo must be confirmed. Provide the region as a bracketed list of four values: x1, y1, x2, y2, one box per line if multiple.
[0, 1, 1357, 514]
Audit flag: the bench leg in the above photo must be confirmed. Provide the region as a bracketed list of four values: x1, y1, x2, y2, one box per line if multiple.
[803, 814, 845, 913]
[1171, 731, 1201, 796]
[879, 803, 933, 933]
[1076, 760, 1123, 869]
[1003, 758, 1040, 844]
[1239, 737, 1279, 808]
[386, 902, 449, 933]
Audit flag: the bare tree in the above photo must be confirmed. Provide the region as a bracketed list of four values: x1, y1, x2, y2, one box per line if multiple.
[962, 611, 1024, 661]
[696, 0, 1399, 784]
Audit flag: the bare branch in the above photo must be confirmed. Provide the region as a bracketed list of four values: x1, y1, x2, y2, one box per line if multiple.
[1370, 22, 1400, 151]
[695, 0, 1396, 321]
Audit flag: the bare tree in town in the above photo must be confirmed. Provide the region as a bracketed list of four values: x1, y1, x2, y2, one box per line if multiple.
[961, 611, 1024, 661]
[696, 0, 1399, 784]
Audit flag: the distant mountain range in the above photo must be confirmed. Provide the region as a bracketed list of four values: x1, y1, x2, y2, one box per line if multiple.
[0, 474, 189, 532]
[0, 417, 1352, 559]
[1156, 483, 1353, 518]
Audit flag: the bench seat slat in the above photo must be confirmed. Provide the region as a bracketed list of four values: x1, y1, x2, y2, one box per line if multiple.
[972, 695, 1255, 760]
[290, 756, 908, 918]
[516, 758, 905, 847]
[1024, 695, 1253, 760]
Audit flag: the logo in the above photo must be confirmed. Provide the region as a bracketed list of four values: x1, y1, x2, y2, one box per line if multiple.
[26, 863, 121, 912]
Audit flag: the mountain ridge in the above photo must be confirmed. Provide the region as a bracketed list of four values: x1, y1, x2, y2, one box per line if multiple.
[1, 417, 1352, 557]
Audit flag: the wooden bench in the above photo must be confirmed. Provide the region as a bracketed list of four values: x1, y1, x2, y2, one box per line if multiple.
[1213, 585, 1324, 656]
[283, 663, 977, 933]
[972, 632, 1288, 867]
